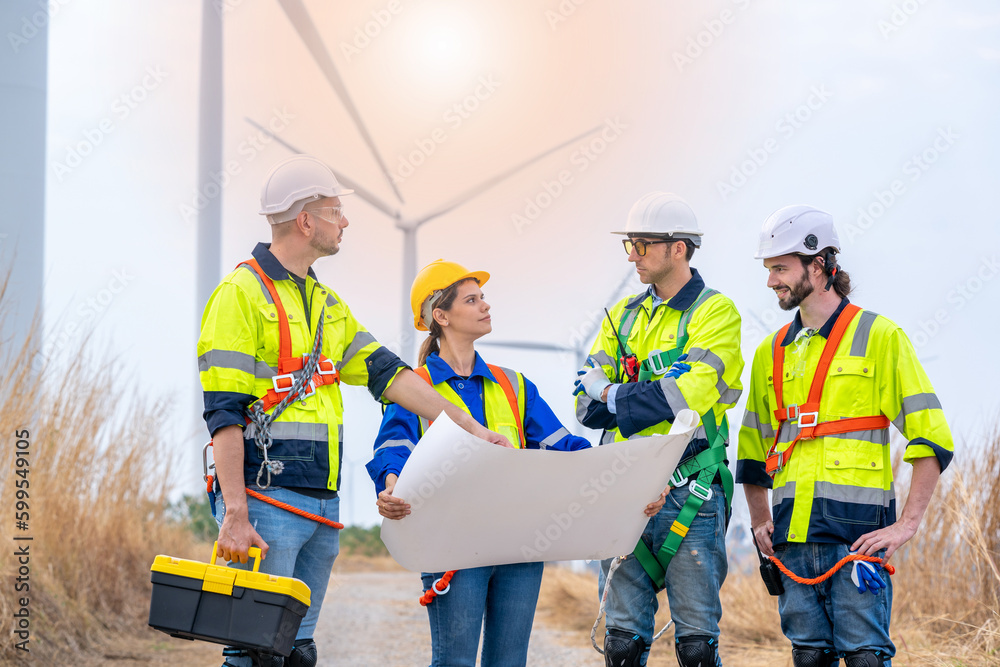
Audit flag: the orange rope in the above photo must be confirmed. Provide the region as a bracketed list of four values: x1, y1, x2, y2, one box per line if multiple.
[420, 570, 457, 606]
[769, 553, 895, 585]
[245, 487, 345, 530]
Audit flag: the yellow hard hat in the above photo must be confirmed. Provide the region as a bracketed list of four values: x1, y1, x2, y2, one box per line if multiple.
[410, 259, 490, 331]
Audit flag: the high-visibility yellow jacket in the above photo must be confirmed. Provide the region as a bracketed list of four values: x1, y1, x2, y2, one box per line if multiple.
[367, 351, 591, 494]
[198, 243, 406, 491]
[576, 269, 744, 465]
[737, 298, 954, 546]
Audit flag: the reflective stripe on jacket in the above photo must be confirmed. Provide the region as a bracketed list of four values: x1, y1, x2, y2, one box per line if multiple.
[736, 298, 954, 547]
[575, 269, 744, 464]
[367, 351, 591, 495]
[198, 242, 406, 491]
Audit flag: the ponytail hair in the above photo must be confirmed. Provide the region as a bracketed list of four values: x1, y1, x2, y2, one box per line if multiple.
[800, 248, 852, 299]
[416, 279, 474, 366]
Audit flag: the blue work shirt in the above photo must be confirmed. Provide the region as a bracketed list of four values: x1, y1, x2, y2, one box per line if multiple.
[366, 351, 591, 495]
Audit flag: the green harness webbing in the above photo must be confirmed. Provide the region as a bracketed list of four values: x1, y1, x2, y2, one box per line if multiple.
[615, 288, 733, 590]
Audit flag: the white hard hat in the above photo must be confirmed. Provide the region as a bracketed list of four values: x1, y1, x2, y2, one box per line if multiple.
[755, 205, 840, 260]
[612, 192, 703, 247]
[258, 155, 354, 224]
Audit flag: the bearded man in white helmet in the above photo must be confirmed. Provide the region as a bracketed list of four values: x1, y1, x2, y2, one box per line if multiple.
[575, 192, 744, 667]
[737, 205, 954, 667]
[197, 155, 512, 667]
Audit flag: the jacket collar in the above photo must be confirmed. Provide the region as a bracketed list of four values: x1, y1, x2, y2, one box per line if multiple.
[425, 351, 497, 385]
[624, 267, 705, 311]
[252, 242, 318, 282]
[780, 297, 851, 347]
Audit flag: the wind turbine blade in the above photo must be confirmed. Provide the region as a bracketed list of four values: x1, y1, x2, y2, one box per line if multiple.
[413, 124, 607, 227]
[478, 341, 578, 353]
[276, 0, 405, 204]
[246, 117, 399, 218]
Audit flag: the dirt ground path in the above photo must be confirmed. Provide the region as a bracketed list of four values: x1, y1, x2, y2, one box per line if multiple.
[121, 567, 599, 666]
[317, 570, 599, 666]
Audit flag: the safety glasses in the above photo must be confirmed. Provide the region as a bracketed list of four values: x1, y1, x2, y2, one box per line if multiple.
[622, 238, 672, 256]
[305, 206, 344, 223]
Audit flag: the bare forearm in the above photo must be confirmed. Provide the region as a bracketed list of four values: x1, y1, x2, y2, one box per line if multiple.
[213, 425, 247, 517]
[898, 456, 941, 533]
[384, 370, 486, 434]
[744, 484, 772, 528]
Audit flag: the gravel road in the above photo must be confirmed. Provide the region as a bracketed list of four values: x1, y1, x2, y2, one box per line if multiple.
[317, 570, 599, 666]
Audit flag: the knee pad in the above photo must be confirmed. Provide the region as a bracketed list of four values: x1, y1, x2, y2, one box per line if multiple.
[287, 639, 317, 667]
[792, 645, 838, 667]
[604, 627, 646, 667]
[248, 649, 285, 667]
[843, 650, 887, 667]
[675, 635, 718, 667]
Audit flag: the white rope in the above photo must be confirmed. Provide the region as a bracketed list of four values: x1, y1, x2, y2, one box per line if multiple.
[591, 555, 674, 655]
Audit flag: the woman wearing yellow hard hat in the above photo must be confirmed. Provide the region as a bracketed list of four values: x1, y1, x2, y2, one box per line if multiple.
[367, 259, 658, 666]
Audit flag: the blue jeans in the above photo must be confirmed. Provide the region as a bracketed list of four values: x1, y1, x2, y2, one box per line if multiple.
[216, 487, 340, 666]
[775, 542, 894, 665]
[599, 484, 728, 667]
[421, 562, 544, 667]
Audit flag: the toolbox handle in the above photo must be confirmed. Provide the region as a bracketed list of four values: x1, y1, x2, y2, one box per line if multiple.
[210, 541, 263, 573]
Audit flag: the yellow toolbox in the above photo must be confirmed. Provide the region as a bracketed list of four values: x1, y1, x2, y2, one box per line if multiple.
[148, 542, 310, 656]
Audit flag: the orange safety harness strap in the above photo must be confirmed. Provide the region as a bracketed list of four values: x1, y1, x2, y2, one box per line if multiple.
[239, 259, 340, 415]
[413, 364, 526, 448]
[766, 304, 890, 476]
[769, 552, 895, 585]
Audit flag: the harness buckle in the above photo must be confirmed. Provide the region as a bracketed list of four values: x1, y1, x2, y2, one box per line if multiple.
[272, 372, 296, 394]
[647, 349, 669, 375]
[797, 411, 819, 428]
[688, 479, 714, 502]
[669, 469, 689, 488]
[765, 450, 785, 476]
[316, 357, 337, 376]
[786, 404, 800, 420]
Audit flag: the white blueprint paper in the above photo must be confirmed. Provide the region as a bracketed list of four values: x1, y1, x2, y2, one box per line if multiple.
[379, 410, 700, 572]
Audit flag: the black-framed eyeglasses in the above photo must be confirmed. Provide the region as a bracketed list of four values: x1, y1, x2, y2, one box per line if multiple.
[623, 238, 674, 256]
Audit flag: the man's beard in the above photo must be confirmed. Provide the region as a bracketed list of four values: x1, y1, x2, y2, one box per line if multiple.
[777, 273, 814, 311]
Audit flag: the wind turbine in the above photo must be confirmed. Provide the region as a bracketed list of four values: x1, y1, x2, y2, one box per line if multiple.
[260, 0, 606, 363]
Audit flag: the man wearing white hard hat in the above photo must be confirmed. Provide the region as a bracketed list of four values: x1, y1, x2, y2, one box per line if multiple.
[575, 192, 744, 667]
[197, 155, 512, 667]
[737, 205, 954, 667]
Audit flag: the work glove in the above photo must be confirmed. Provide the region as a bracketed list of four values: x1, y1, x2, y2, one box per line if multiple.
[850, 550, 886, 595]
[664, 354, 691, 379]
[573, 362, 612, 402]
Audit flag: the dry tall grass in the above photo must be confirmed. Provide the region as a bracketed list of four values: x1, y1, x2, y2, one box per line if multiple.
[0, 303, 205, 661]
[537, 428, 1000, 666]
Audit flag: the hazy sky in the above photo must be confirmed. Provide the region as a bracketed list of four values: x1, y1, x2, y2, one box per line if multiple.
[36, 0, 1000, 525]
